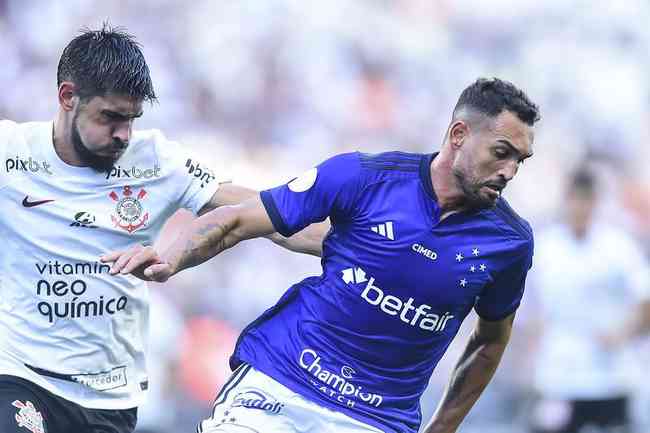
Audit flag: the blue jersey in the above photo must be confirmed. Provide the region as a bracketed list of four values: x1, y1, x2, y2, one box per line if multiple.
[232, 151, 533, 433]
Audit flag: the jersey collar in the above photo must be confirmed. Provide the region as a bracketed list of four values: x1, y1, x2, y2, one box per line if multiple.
[419, 152, 439, 203]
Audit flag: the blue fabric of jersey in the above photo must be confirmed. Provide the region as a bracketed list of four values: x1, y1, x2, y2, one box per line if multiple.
[231, 151, 533, 433]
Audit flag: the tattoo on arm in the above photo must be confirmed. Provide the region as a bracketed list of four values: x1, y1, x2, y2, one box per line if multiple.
[172, 217, 239, 272]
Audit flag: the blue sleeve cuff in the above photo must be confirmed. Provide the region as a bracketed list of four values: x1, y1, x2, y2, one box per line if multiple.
[260, 190, 293, 237]
[474, 301, 520, 322]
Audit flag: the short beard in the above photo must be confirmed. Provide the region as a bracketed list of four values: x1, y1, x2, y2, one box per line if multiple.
[452, 168, 497, 210]
[71, 113, 116, 173]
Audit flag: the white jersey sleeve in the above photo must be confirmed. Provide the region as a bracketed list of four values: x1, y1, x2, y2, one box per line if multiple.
[149, 130, 223, 215]
[609, 229, 650, 302]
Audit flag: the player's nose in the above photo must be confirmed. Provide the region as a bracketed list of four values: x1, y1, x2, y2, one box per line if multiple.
[112, 123, 132, 146]
[498, 160, 518, 181]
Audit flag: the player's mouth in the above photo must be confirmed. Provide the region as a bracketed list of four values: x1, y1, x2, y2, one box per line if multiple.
[482, 183, 504, 198]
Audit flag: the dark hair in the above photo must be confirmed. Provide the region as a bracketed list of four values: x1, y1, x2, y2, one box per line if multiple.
[57, 23, 156, 103]
[453, 78, 540, 126]
[568, 167, 596, 196]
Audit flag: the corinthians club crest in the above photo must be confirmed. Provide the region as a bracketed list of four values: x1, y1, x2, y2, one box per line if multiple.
[109, 185, 149, 234]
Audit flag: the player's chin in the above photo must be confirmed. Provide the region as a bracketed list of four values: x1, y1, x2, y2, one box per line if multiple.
[471, 192, 498, 209]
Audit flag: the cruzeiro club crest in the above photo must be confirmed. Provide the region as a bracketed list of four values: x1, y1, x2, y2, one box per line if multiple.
[109, 185, 149, 234]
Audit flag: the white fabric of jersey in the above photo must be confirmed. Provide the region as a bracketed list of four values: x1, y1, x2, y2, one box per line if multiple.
[0, 120, 220, 409]
[529, 222, 650, 399]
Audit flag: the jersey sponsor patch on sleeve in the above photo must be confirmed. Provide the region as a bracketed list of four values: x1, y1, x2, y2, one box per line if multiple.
[288, 168, 317, 192]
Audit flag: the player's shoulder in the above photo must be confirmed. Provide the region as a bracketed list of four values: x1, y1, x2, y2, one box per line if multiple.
[1, 119, 41, 137]
[122, 128, 182, 164]
[320, 151, 426, 190]
[130, 128, 176, 154]
[0, 120, 50, 150]
[0, 119, 19, 146]
[0, 118, 18, 132]
[485, 197, 534, 245]
[358, 150, 424, 174]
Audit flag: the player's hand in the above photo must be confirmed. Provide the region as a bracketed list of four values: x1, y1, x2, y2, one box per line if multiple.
[100, 244, 175, 282]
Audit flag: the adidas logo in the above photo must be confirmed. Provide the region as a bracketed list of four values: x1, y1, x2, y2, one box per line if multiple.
[370, 222, 394, 240]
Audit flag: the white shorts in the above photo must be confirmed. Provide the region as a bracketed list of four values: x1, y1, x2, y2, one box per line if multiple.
[197, 364, 385, 433]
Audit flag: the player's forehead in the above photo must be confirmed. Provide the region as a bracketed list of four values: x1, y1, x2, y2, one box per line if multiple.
[487, 110, 534, 155]
[84, 93, 144, 117]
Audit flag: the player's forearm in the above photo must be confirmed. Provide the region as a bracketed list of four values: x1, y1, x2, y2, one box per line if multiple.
[266, 220, 329, 257]
[423, 330, 509, 433]
[163, 205, 244, 275]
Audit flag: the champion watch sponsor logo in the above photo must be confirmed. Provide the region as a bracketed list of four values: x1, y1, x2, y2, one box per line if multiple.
[231, 391, 284, 414]
[109, 185, 149, 233]
[185, 158, 216, 188]
[342, 267, 455, 332]
[299, 348, 383, 408]
[370, 221, 394, 240]
[5, 156, 52, 176]
[12, 400, 45, 433]
[22, 196, 54, 207]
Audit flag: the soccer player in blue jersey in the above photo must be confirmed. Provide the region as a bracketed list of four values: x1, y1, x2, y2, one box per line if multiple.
[107, 77, 540, 433]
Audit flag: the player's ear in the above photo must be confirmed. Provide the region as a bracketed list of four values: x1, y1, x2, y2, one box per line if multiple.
[58, 82, 77, 112]
[449, 121, 468, 148]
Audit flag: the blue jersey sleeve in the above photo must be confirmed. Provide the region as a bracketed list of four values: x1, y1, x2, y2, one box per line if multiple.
[474, 240, 533, 321]
[260, 152, 362, 237]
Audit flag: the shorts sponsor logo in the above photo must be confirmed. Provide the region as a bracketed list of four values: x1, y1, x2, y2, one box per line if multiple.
[299, 348, 383, 408]
[231, 390, 284, 414]
[5, 156, 52, 176]
[185, 158, 216, 188]
[288, 167, 317, 192]
[71, 366, 127, 391]
[109, 185, 149, 234]
[342, 267, 455, 333]
[34, 260, 128, 323]
[12, 400, 45, 433]
[105, 164, 161, 180]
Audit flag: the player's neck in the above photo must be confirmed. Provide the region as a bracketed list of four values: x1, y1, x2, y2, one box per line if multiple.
[53, 115, 85, 167]
[430, 151, 470, 220]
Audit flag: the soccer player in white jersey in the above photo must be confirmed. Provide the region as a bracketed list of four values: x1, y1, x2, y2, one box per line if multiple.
[527, 168, 650, 433]
[108, 78, 541, 433]
[0, 25, 321, 433]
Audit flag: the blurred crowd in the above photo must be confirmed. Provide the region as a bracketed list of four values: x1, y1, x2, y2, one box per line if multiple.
[1, 1, 649, 432]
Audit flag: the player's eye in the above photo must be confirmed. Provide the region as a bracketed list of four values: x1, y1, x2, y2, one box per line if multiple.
[493, 148, 509, 159]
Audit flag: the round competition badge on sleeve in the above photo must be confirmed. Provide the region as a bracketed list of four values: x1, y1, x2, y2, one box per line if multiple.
[288, 167, 317, 192]
[109, 185, 149, 234]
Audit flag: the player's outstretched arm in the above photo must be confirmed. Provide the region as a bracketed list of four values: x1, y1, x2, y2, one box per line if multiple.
[422, 313, 515, 433]
[103, 195, 275, 282]
[201, 183, 326, 257]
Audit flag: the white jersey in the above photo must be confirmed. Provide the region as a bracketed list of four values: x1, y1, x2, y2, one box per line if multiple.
[0, 120, 220, 409]
[529, 222, 650, 399]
